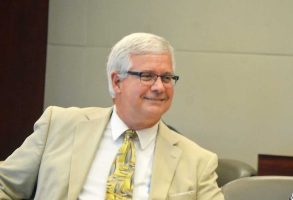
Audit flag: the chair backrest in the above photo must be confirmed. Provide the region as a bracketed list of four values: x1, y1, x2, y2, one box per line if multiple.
[216, 159, 256, 187]
[222, 176, 293, 200]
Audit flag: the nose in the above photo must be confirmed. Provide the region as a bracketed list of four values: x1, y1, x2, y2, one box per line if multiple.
[151, 77, 166, 92]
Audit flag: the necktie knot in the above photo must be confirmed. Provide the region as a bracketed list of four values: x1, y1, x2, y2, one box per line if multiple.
[124, 129, 137, 140]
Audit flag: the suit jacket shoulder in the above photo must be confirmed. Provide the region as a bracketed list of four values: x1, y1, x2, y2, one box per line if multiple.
[0, 106, 113, 200]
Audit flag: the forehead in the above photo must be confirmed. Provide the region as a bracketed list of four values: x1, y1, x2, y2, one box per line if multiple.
[130, 54, 173, 72]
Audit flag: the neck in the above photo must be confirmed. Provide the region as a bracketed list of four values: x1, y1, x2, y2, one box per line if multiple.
[115, 109, 160, 131]
[126, 119, 159, 130]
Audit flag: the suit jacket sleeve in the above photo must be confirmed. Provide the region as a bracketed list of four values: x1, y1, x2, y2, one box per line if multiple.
[0, 106, 53, 199]
[197, 153, 224, 200]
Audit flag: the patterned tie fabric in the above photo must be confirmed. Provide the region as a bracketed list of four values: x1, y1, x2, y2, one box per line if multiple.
[106, 129, 137, 200]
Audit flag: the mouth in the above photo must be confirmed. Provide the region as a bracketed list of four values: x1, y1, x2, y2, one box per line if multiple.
[143, 96, 168, 102]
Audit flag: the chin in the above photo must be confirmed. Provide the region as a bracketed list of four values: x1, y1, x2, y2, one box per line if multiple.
[144, 106, 169, 117]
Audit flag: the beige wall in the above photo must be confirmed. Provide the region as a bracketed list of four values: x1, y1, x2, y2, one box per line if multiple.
[45, 0, 293, 168]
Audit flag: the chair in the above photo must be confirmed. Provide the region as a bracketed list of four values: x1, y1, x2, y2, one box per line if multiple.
[222, 176, 293, 200]
[216, 159, 256, 187]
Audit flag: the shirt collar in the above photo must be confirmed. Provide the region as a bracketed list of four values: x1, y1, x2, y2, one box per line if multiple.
[110, 106, 158, 150]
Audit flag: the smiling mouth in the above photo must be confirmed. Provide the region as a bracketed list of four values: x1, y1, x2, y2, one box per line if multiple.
[143, 97, 168, 101]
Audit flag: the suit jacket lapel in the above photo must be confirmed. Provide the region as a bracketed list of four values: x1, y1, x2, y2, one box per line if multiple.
[149, 122, 182, 199]
[67, 107, 113, 200]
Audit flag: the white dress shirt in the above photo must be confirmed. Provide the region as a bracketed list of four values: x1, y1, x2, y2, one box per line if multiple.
[78, 107, 158, 200]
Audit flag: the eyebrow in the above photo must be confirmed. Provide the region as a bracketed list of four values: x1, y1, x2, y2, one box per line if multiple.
[139, 71, 174, 75]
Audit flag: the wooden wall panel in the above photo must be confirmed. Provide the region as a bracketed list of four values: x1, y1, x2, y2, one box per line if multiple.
[0, 0, 48, 160]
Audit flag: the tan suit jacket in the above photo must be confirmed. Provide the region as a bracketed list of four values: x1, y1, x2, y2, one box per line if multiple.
[0, 106, 224, 200]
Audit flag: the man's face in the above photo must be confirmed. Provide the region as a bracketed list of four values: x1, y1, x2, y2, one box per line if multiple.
[112, 54, 175, 129]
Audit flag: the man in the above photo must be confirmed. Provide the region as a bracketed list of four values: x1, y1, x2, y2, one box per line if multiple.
[0, 33, 224, 199]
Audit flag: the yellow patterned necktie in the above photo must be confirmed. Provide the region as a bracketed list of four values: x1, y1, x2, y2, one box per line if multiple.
[106, 129, 137, 200]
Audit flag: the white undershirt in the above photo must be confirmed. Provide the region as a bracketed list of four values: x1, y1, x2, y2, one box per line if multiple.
[78, 107, 158, 200]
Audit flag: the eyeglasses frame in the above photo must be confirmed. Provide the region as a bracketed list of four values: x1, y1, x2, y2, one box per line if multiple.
[125, 70, 179, 87]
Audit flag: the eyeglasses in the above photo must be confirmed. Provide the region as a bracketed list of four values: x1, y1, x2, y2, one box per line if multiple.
[126, 71, 179, 87]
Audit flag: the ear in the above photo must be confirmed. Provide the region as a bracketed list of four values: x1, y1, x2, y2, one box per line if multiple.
[111, 72, 122, 94]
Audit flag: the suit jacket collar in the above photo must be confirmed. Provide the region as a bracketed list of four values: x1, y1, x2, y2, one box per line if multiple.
[149, 121, 182, 199]
[68, 107, 113, 200]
